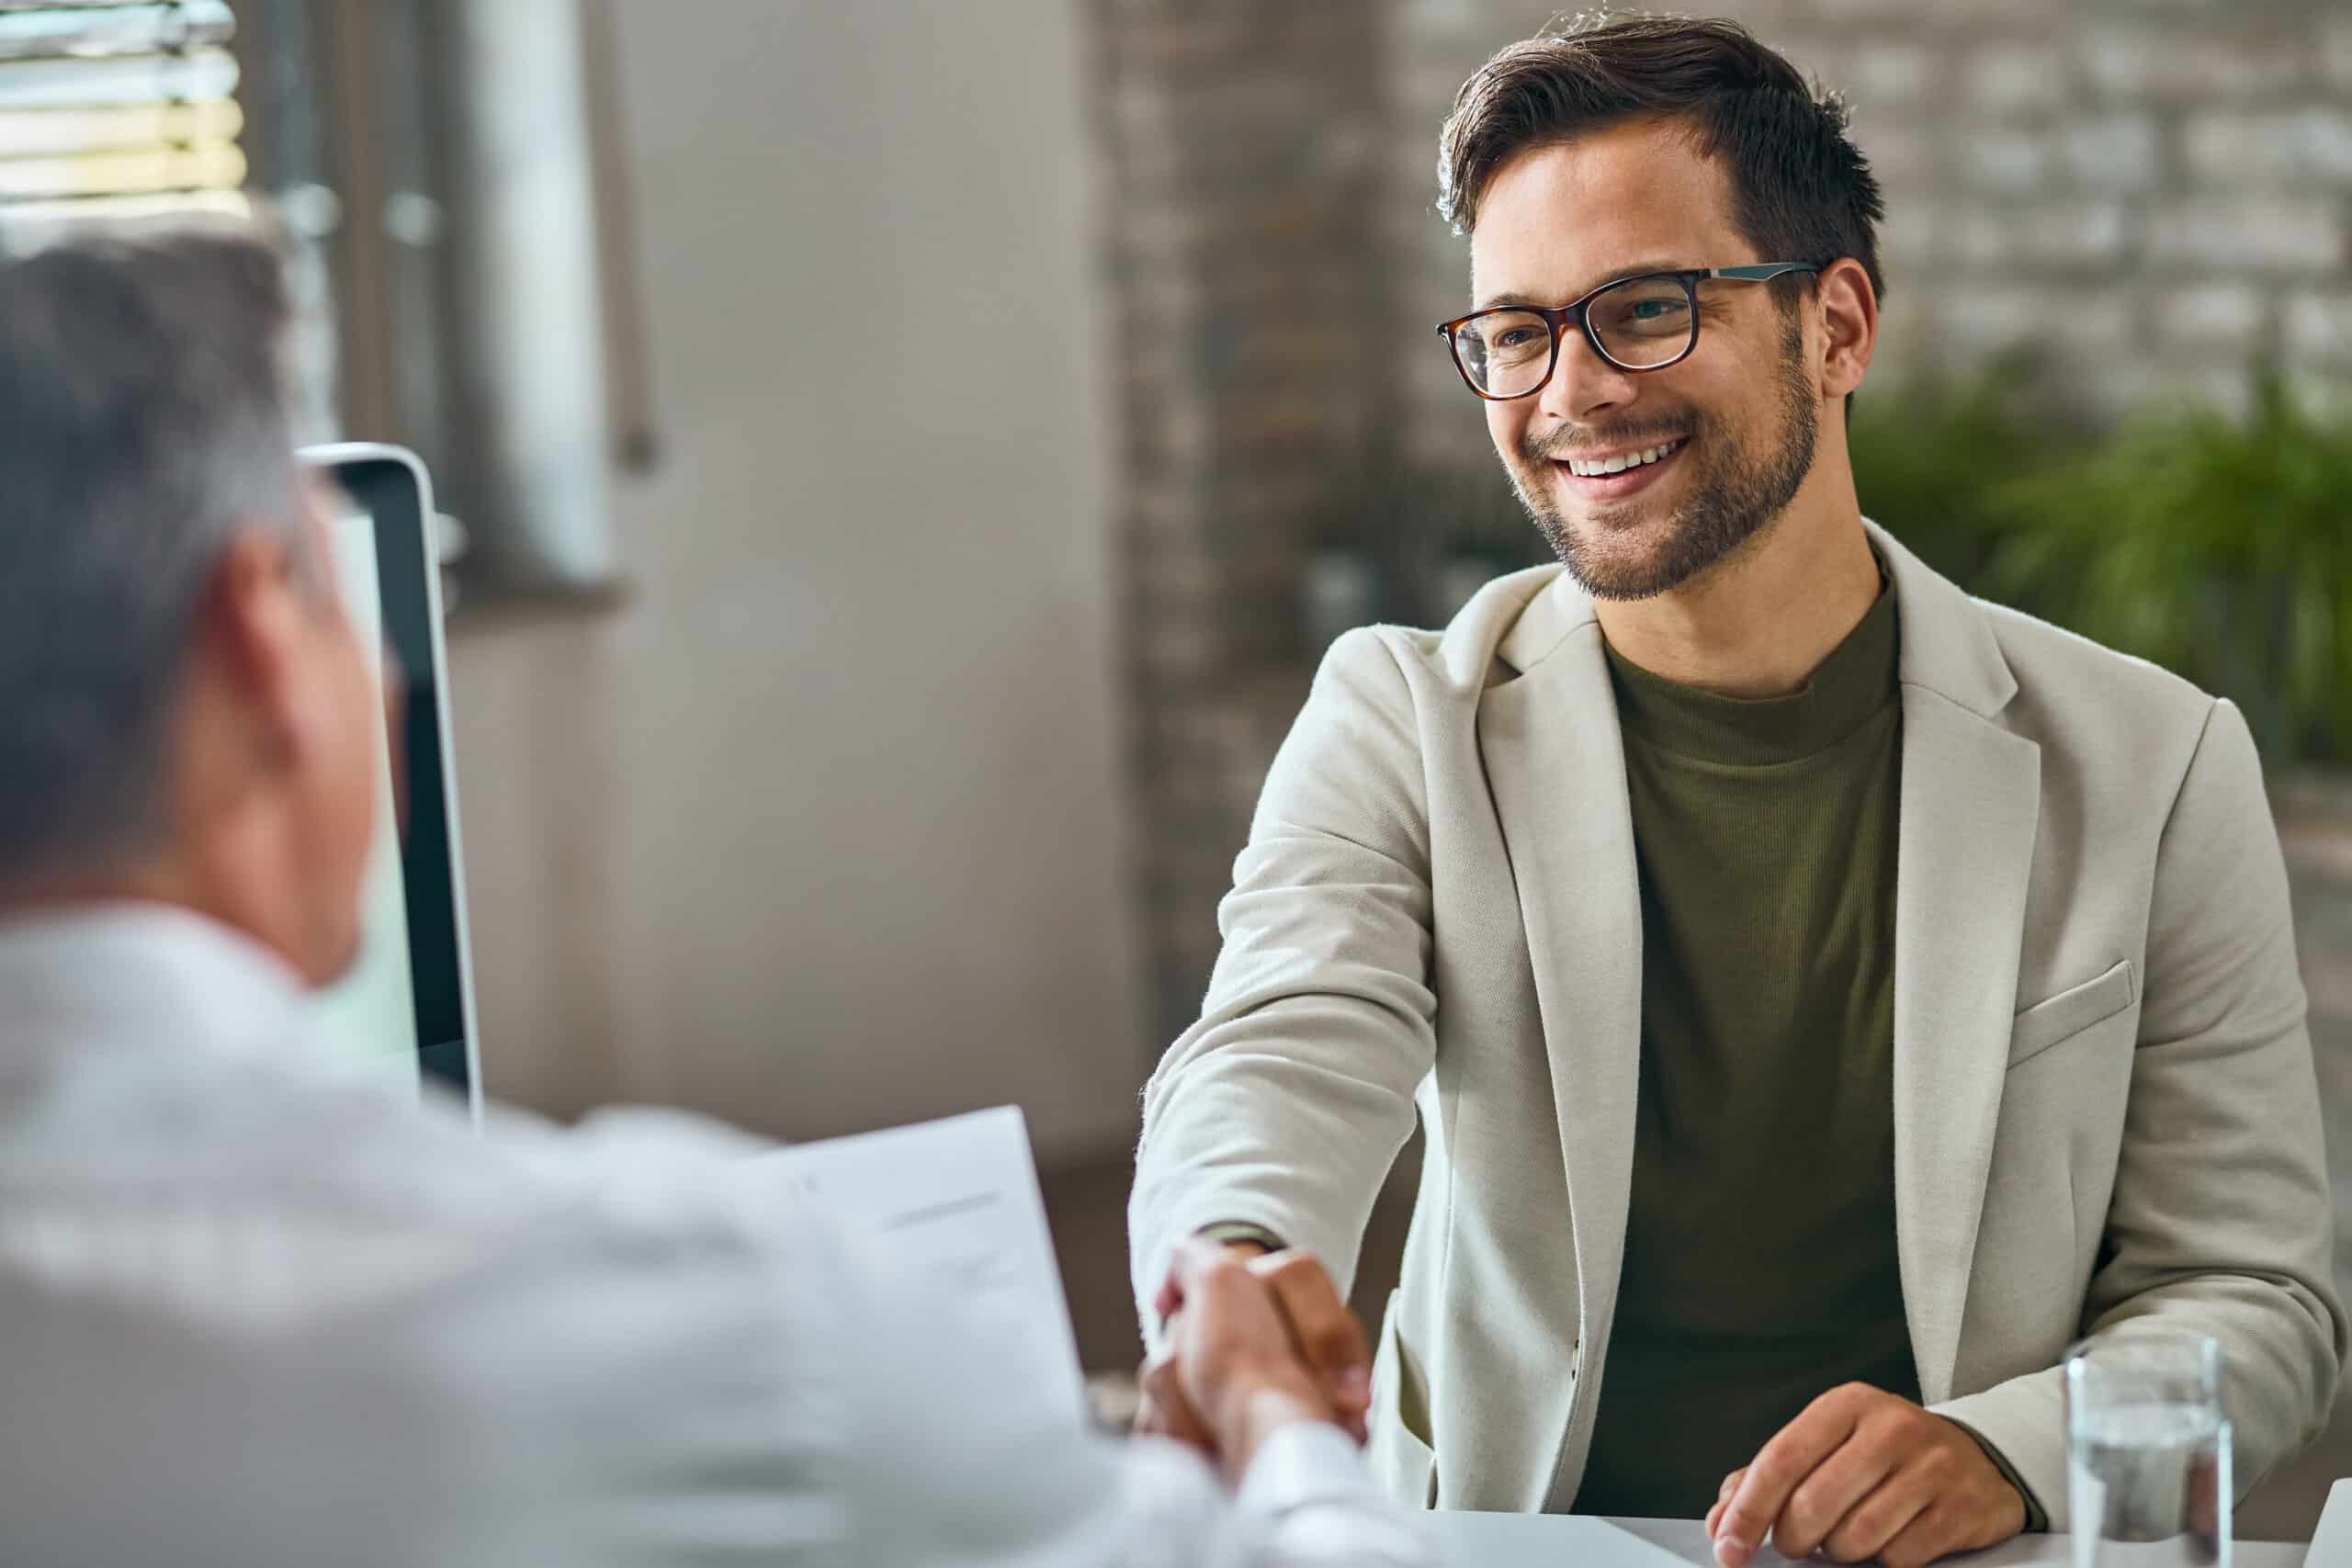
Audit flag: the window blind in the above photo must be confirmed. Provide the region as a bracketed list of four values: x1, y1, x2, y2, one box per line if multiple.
[0, 1, 245, 222]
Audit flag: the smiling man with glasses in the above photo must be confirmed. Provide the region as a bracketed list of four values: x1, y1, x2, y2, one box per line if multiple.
[1131, 15, 2344, 1568]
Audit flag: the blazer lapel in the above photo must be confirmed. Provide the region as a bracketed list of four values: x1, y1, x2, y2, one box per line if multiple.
[1874, 523, 2042, 1404]
[1480, 581, 1644, 1495]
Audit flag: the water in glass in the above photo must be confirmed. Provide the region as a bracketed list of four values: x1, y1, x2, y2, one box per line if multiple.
[2067, 1339, 2231, 1568]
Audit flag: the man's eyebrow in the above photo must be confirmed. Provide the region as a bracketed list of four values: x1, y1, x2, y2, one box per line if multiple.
[1471, 258, 1695, 313]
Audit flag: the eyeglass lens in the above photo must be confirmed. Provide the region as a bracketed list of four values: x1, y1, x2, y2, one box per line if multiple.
[1453, 275, 1696, 396]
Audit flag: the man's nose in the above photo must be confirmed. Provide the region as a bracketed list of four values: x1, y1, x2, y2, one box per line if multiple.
[1535, 321, 1640, 426]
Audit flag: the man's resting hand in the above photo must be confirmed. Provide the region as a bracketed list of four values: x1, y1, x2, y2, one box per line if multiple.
[1706, 1383, 2027, 1568]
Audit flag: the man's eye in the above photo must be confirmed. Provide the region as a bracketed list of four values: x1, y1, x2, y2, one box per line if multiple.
[1493, 327, 1539, 348]
[1629, 299, 1684, 321]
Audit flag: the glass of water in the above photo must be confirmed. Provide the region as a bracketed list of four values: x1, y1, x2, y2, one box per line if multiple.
[2066, 1336, 2231, 1568]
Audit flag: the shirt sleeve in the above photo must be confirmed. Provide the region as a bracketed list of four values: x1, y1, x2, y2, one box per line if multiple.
[1231, 1422, 1435, 1565]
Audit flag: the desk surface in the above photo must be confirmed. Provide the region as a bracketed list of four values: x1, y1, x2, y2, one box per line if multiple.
[1427, 1514, 2310, 1568]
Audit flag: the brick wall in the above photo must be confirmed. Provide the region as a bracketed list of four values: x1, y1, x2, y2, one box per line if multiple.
[1392, 0, 2352, 459]
[1092, 0, 2352, 1039]
[1090, 0, 1395, 1043]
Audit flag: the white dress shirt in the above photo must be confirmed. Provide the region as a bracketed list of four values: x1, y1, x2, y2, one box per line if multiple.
[0, 905, 1431, 1567]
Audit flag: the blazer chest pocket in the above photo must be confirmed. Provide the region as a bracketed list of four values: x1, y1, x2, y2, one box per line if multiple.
[2007, 959, 2137, 1069]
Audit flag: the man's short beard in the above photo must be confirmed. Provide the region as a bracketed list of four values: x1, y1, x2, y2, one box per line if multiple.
[1510, 315, 1820, 602]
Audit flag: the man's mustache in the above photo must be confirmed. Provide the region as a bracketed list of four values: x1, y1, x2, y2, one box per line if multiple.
[1521, 417, 1698, 463]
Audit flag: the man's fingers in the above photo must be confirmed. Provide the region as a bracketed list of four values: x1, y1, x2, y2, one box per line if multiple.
[1714, 1386, 1870, 1568]
[1819, 1472, 1936, 1565]
[1770, 1430, 1904, 1559]
[1708, 1389, 2023, 1568]
[1157, 1235, 1275, 1326]
[1250, 1251, 1369, 1385]
[1706, 1468, 1747, 1541]
[1165, 1238, 1250, 1320]
[1877, 1498, 1967, 1568]
[1162, 1237, 1238, 1313]
[1136, 1354, 1215, 1451]
[1248, 1249, 1371, 1438]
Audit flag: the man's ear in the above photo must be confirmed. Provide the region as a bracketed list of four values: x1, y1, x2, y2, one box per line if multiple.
[198, 530, 311, 770]
[1815, 257, 1876, 402]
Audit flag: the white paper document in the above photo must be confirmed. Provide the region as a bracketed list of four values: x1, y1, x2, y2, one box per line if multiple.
[2310, 1478, 2352, 1568]
[760, 1105, 1089, 1428]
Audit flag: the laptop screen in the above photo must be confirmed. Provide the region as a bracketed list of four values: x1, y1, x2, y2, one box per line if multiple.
[299, 446, 479, 1108]
[305, 503, 427, 1094]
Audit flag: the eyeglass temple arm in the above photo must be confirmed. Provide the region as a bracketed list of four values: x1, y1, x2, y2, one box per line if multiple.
[1704, 264, 1822, 282]
[1432, 264, 1822, 337]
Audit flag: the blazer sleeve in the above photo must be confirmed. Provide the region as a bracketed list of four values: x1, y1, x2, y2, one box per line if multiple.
[1932, 697, 2349, 1526]
[1129, 627, 1437, 1345]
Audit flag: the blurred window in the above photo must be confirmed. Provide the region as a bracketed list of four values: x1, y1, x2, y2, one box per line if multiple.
[234, 0, 641, 608]
[0, 2, 248, 221]
[1, 1, 646, 609]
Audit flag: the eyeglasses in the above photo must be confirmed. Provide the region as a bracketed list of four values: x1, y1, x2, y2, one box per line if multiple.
[1436, 263, 1820, 400]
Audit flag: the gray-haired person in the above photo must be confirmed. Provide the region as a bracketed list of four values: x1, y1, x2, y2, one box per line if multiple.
[0, 220, 1429, 1567]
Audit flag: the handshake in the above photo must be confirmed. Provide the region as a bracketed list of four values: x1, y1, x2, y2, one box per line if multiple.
[1136, 1240, 1374, 1484]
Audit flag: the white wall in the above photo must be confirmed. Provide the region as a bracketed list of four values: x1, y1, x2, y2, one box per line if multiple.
[447, 0, 1146, 1161]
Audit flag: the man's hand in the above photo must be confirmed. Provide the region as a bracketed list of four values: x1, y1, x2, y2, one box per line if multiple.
[1704, 1384, 2027, 1568]
[1136, 1237, 1278, 1451]
[1134, 1241, 1373, 1483]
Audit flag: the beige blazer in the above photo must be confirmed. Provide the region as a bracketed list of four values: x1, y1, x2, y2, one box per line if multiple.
[1130, 522, 2346, 1525]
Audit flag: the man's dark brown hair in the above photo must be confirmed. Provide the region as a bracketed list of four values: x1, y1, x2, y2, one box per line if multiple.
[1438, 14, 1886, 311]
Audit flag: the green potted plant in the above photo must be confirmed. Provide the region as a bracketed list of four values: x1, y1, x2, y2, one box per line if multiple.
[1985, 372, 2352, 768]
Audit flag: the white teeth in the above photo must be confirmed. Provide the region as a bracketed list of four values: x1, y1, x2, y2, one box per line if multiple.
[1566, 438, 1682, 478]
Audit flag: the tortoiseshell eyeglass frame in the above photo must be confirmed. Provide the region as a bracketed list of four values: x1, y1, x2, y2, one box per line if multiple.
[1436, 263, 1822, 400]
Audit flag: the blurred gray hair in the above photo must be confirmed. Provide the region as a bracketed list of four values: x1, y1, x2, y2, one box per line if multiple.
[0, 218, 308, 885]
